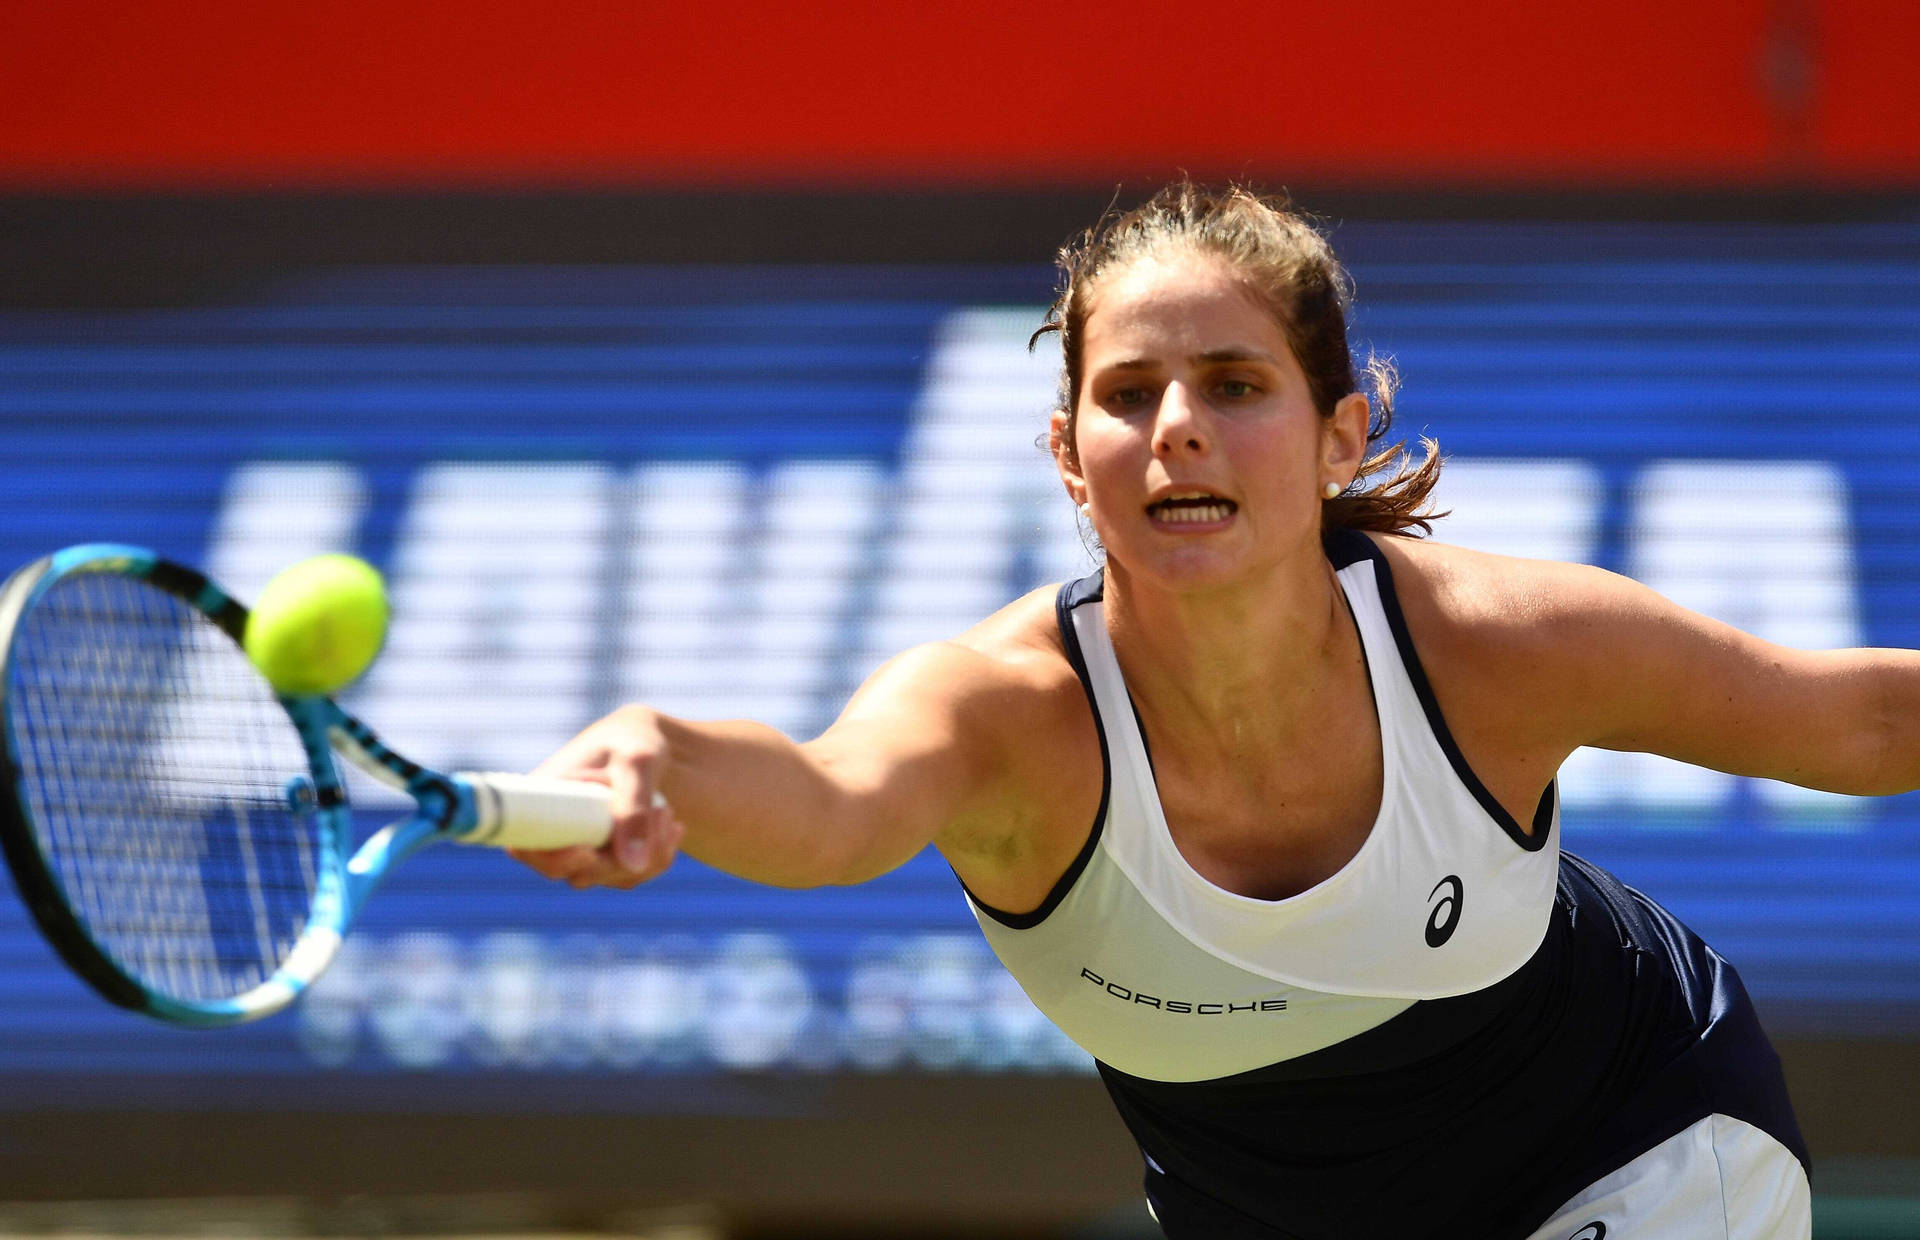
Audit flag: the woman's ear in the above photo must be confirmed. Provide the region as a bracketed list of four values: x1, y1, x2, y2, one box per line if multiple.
[1050, 408, 1086, 505]
[1324, 393, 1369, 487]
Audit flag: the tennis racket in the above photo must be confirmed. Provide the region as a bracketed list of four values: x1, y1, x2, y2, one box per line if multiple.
[0, 543, 614, 1027]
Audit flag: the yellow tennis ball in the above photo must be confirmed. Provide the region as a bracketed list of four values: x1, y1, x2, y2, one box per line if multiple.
[243, 554, 389, 695]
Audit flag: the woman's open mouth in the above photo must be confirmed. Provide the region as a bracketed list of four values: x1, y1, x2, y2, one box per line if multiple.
[1146, 492, 1238, 525]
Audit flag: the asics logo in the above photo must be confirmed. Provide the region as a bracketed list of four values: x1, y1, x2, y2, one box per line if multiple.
[1425, 874, 1464, 947]
[1568, 1224, 1607, 1240]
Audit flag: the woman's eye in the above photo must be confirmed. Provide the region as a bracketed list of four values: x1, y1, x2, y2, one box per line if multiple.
[1218, 379, 1258, 398]
[1109, 387, 1151, 408]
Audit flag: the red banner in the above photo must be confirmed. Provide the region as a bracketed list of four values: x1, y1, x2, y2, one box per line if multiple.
[2, 0, 1913, 188]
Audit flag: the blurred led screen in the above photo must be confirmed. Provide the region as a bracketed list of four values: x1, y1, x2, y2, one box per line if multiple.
[2, 221, 1919, 1103]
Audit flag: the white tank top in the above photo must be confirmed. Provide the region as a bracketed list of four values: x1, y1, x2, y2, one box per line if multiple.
[965, 532, 1560, 1083]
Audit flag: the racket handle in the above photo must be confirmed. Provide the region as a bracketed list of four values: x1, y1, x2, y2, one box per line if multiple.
[455, 772, 615, 850]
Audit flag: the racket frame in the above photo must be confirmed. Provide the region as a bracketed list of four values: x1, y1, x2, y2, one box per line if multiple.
[0, 543, 551, 1027]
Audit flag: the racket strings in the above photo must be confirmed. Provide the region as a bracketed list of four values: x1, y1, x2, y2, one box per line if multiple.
[8, 572, 322, 1004]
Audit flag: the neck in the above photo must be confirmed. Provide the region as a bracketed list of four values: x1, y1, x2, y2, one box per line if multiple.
[1102, 540, 1350, 753]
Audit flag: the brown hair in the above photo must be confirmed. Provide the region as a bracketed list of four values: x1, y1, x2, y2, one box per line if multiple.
[1032, 181, 1442, 540]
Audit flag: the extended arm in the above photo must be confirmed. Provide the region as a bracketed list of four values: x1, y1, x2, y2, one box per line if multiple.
[1544, 565, 1920, 796]
[511, 628, 1080, 892]
[1411, 542, 1920, 799]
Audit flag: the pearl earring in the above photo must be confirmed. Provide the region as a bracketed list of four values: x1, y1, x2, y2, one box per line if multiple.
[1322, 481, 1342, 500]
[1079, 502, 1092, 517]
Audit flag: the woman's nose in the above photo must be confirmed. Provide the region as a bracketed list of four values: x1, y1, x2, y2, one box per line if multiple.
[1153, 383, 1209, 455]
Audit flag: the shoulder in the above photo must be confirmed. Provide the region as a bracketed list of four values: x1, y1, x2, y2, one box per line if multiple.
[1370, 533, 1644, 662]
[952, 583, 1076, 677]
[852, 584, 1082, 717]
[786, 583, 1102, 891]
[1364, 532, 1660, 772]
[919, 584, 1106, 887]
[826, 583, 1098, 805]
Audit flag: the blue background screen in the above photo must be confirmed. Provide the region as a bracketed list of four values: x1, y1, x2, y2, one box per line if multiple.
[3, 220, 1918, 1103]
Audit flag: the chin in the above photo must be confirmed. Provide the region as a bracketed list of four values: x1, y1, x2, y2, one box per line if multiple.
[1112, 548, 1252, 593]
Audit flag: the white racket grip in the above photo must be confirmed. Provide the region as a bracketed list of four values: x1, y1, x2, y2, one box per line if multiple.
[456, 772, 616, 850]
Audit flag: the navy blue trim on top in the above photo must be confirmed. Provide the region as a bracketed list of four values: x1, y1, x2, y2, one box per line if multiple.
[1324, 528, 1553, 853]
[960, 570, 1111, 930]
[1322, 525, 1375, 571]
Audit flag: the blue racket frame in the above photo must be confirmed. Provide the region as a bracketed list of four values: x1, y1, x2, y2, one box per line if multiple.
[0, 543, 495, 1027]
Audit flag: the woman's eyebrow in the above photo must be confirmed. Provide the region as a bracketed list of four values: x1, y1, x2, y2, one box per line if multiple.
[1193, 346, 1281, 365]
[1093, 356, 1162, 373]
[1095, 347, 1278, 371]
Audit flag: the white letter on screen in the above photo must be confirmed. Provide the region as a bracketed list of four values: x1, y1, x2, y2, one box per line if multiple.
[615, 461, 752, 721]
[617, 459, 882, 739]
[350, 462, 614, 782]
[204, 461, 369, 599]
[855, 308, 1092, 681]
[1422, 458, 1602, 565]
[730, 460, 884, 738]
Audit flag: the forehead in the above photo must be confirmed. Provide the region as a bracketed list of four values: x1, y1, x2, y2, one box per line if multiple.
[1081, 253, 1284, 362]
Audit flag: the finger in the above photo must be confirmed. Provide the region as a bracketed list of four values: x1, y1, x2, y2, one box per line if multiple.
[531, 709, 642, 779]
[658, 810, 685, 867]
[612, 817, 652, 872]
[568, 863, 623, 890]
[506, 844, 601, 881]
[604, 754, 658, 869]
[529, 737, 610, 780]
[639, 807, 685, 880]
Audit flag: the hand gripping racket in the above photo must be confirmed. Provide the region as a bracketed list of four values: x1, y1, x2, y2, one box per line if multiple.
[0, 544, 613, 1027]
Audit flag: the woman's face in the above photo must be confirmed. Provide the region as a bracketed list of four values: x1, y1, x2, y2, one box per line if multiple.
[1055, 252, 1365, 592]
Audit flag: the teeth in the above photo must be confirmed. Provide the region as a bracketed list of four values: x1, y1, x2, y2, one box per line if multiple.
[1154, 503, 1233, 523]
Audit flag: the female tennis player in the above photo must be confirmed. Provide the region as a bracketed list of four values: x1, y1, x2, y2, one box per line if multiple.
[511, 183, 1871, 1238]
